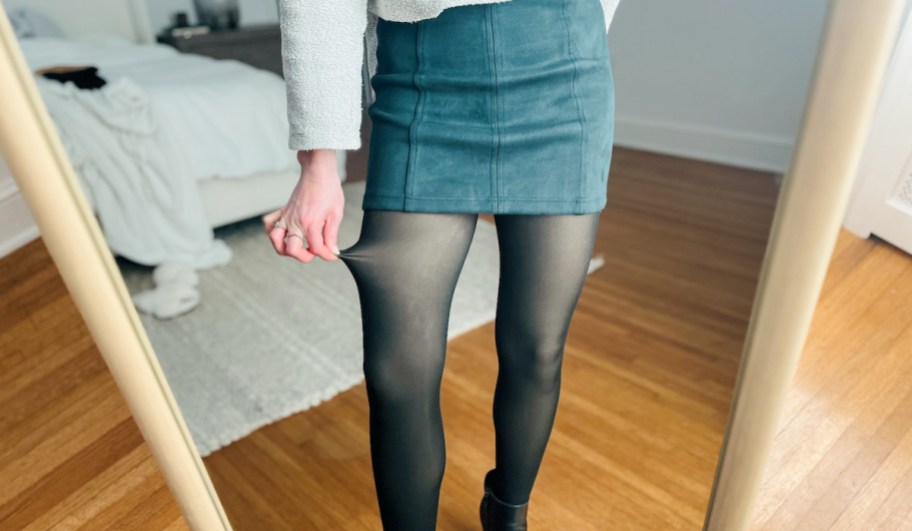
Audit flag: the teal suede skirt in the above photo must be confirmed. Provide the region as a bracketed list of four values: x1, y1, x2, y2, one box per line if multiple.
[363, 0, 615, 214]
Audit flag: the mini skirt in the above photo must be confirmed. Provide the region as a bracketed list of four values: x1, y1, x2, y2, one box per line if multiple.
[363, 0, 615, 215]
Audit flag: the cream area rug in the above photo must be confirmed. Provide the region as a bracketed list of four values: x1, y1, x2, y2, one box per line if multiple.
[117, 180, 604, 457]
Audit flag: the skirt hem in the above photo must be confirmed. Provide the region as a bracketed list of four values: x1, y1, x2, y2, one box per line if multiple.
[361, 191, 607, 215]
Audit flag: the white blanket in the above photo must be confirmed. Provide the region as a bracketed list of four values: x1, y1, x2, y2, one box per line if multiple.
[36, 75, 232, 269]
[19, 36, 297, 182]
[18, 35, 303, 268]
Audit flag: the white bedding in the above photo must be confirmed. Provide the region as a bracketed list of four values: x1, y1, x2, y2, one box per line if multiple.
[34, 72, 233, 269]
[19, 35, 297, 181]
[17, 35, 301, 268]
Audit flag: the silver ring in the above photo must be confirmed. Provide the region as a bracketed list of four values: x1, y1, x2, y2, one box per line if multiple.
[285, 233, 307, 243]
[273, 220, 286, 230]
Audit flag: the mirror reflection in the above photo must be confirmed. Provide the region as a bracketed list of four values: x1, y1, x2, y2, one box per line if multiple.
[1, 0, 842, 528]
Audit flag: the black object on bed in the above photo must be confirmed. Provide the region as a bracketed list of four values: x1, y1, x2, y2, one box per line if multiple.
[41, 66, 107, 90]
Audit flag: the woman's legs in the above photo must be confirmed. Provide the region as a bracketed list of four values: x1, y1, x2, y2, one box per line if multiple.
[338, 209, 601, 528]
[489, 212, 601, 506]
[339, 209, 479, 530]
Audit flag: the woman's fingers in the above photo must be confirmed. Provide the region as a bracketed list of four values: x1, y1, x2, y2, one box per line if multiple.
[263, 208, 288, 255]
[261, 208, 283, 234]
[264, 164, 344, 263]
[284, 229, 317, 263]
[323, 211, 342, 259]
[305, 217, 336, 261]
[268, 226, 287, 256]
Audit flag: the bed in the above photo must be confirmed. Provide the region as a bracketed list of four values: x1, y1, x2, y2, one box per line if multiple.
[4, 0, 349, 269]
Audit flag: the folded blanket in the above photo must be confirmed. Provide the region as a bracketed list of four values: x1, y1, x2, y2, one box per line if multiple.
[35, 75, 232, 269]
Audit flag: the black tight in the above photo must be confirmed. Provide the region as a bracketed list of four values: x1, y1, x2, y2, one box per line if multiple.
[337, 209, 600, 530]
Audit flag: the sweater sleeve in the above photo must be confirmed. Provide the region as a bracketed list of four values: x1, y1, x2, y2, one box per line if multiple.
[278, 0, 369, 151]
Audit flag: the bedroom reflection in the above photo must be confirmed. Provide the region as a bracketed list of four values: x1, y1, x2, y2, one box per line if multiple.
[10, 0, 354, 448]
[5, 0, 826, 528]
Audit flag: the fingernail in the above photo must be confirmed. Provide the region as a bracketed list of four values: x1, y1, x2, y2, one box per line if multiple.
[332, 245, 340, 255]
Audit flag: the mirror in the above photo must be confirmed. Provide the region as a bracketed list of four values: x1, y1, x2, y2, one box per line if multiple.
[0, 0, 905, 529]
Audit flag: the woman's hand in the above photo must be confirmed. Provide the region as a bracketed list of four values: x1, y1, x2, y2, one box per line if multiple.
[262, 149, 345, 263]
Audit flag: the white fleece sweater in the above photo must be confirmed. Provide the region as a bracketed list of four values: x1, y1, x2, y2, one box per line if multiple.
[278, 0, 621, 151]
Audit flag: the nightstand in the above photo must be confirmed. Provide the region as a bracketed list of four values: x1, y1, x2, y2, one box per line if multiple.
[157, 24, 283, 77]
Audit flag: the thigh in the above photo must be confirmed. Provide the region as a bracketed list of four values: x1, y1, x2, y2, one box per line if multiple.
[339, 209, 480, 353]
[493, 213, 601, 347]
[339, 209, 479, 294]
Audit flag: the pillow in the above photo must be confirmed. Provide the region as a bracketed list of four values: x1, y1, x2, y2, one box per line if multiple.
[6, 7, 66, 40]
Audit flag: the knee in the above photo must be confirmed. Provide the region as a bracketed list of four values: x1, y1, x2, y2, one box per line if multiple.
[363, 352, 442, 405]
[496, 329, 567, 389]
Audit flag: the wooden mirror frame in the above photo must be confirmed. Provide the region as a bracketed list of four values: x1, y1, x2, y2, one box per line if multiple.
[0, 1, 904, 529]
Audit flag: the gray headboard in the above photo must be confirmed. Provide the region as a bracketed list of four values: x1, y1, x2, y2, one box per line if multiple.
[1, 0, 154, 43]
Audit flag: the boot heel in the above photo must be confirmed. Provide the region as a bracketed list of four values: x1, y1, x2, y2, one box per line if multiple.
[479, 469, 529, 531]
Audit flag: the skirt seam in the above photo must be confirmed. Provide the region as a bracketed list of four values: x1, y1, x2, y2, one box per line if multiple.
[562, 0, 587, 212]
[485, 6, 501, 213]
[404, 21, 426, 209]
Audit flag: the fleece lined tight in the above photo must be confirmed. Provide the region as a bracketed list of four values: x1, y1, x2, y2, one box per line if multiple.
[337, 209, 600, 530]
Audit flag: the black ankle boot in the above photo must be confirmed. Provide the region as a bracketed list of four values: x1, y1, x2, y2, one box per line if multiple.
[479, 469, 529, 530]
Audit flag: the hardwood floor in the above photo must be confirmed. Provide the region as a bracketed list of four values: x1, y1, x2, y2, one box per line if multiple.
[2, 141, 793, 530]
[0, 235, 187, 529]
[749, 232, 912, 530]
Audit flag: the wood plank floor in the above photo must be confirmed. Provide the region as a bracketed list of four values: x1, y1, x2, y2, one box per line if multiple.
[749, 232, 912, 530]
[2, 143, 786, 530]
[0, 235, 187, 529]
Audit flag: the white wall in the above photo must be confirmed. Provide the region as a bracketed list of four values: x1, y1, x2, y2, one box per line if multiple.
[608, 0, 830, 172]
[145, 0, 277, 34]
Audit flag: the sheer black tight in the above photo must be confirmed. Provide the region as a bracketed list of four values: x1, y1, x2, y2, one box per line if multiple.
[337, 209, 600, 530]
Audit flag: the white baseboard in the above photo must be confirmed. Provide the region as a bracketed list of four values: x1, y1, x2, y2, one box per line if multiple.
[614, 116, 795, 173]
[0, 181, 40, 260]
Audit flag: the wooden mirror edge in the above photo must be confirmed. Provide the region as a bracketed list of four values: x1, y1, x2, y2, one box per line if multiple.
[0, 9, 232, 531]
[703, 1, 907, 529]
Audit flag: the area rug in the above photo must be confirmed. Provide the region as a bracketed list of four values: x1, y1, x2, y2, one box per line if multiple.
[117, 180, 604, 457]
